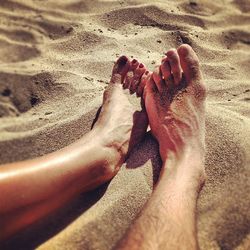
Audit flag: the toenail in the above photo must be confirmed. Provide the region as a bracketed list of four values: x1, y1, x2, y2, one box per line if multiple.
[166, 49, 176, 57]
[132, 59, 137, 64]
[145, 70, 149, 75]
[139, 63, 144, 68]
[118, 56, 128, 65]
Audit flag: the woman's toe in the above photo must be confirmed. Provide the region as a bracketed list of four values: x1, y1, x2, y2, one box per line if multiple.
[130, 63, 146, 94]
[123, 58, 139, 89]
[111, 56, 130, 84]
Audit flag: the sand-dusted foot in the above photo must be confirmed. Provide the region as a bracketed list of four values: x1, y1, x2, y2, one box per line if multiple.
[143, 44, 207, 187]
[92, 56, 148, 175]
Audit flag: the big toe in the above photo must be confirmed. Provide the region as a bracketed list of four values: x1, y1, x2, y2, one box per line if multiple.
[177, 44, 202, 84]
[111, 55, 130, 84]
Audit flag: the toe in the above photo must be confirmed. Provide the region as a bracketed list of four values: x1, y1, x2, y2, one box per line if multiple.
[160, 58, 172, 87]
[123, 58, 139, 89]
[177, 44, 202, 83]
[137, 70, 150, 97]
[130, 63, 146, 94]
[143, 74, 157, 100]
[166, 49, 182, 85]
[111, 55, 130, 84]
[152, 66, 164, 93]
[130, 59, 140, 71]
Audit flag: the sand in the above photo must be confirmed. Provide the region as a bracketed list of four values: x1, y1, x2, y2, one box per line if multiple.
[0, 0, 250, 249]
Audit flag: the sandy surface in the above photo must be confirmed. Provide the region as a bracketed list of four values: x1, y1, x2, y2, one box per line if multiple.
[0, 0, 250, 249]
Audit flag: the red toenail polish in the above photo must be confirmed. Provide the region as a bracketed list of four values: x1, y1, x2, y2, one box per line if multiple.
[132, 59, 137, 64]
[145, 70, 149, 75]
[139, 63, 144, 68]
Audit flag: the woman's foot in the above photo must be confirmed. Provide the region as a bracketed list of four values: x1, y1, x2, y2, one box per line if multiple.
[142, 44, 207, 188]
[92, 56, 148, 176]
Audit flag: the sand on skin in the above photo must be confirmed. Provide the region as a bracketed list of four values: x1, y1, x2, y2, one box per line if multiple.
[0, 0, 250, 249]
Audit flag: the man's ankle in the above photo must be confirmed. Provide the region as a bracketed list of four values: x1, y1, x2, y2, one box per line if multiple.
[159, 146, 205, 193]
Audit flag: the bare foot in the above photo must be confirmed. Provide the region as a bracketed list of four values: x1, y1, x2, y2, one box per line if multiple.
[142, 44, 206, 187]
[92, 56, 148, 175]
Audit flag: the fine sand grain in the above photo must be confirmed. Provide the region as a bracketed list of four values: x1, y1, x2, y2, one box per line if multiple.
[0, 0, 250, 249]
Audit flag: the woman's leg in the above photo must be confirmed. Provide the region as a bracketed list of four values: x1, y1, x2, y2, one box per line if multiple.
[0, 56, 148, 241]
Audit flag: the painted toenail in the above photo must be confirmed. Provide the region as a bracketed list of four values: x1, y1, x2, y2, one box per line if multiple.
[139, 63, 144, 68]
[145, 71, 149, 75]
[132, 59, 137, 64]
[118, 56, 128, 66]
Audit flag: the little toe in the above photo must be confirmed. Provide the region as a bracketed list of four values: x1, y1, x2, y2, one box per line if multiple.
[177, 44, 202, 84]
[152, 66, 164, 93]
[137, 70, 150, 97]
[166, 49, 182, 85]
[143, 74, 157, 100]
[123, 58, 139, 89]
[130, 63, 146, 94]
[111, 55, 130, 84]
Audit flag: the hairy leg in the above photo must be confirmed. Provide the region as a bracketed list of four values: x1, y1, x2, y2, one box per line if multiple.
[117, 44, 206, 250]
[0, 56, 148, 242]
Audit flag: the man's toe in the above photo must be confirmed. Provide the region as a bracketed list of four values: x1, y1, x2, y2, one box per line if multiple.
[137, 71, 150, 97]
[177, 44, 202, 84]
[166, 49, 182, 85]
[152, 66, 164, 93]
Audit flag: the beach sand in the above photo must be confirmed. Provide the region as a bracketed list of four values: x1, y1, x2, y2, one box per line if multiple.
[0, 0, 250, 249]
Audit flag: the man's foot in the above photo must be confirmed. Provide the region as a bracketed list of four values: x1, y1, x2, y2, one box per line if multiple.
[140, 44, 206, 188]
[92, 56, 148, 176]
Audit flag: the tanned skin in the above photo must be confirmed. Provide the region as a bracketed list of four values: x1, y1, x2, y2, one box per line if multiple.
[0, 56, 148, 241]
[1, 44, 206, 250]
[116, 44, 206, 250]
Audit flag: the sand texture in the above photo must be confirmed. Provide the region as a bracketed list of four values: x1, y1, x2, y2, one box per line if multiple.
[0, 0, 250, 249]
